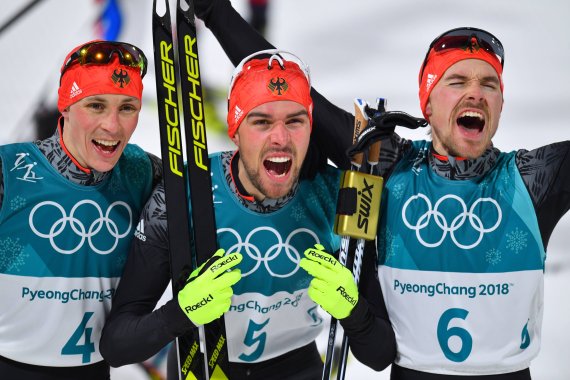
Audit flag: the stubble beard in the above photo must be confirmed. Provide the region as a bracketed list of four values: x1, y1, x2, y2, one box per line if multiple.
[241, 158, 300, 200]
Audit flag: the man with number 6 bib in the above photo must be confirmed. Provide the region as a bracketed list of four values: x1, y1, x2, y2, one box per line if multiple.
[349, 27, 569, 379]
[0, 40, 161, 379]
[190, 0, 570, 377]
[100, 50, 396, 379]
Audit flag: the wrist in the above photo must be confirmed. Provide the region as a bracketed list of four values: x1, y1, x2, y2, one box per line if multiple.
[340, 297, 366, 324]
[334, 283, 358, 319]
[166, 298, 197, 333]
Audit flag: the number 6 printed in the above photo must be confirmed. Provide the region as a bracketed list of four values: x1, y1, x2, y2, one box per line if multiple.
[437, 308, 472, 362]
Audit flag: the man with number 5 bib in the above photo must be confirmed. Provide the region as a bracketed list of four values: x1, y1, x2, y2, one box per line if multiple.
[0, 40, 161, 379]
[100, 50, 396, 380]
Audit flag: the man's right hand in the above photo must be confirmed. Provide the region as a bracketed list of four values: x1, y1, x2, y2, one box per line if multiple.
[177, 249, 242, 325]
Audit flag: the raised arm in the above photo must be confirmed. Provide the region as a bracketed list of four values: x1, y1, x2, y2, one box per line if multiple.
[516, 140, 570, 249]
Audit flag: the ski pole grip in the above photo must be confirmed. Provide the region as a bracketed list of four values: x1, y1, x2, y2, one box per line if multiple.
[351, 98, 368, 167]
[368, 141, 382, 167]
[367, 97, 385, 167]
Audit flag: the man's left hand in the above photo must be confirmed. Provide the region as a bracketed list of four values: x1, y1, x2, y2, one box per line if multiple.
[300, 244, 358, 319]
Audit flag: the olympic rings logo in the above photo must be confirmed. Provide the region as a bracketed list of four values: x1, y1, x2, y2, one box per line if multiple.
[217, 226, 320, 278]
[29, 200, 132, 255]
[401, 193, 501, 249]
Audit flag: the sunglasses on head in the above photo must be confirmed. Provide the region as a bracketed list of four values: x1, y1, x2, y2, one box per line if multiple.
[60, 41, 148, 81]
[419, 27, 505, 81]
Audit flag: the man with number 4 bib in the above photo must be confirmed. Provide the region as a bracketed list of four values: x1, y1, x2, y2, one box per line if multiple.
[0, 40, 161, 379]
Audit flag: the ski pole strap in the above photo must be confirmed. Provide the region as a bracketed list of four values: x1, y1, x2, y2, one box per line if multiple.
[347, 110, 427, 158]
[369, 109, 427, 130]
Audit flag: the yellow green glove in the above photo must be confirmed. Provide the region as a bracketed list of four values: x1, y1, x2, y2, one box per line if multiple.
[300, 244, 358, 319]
[178, 249, 242, 325]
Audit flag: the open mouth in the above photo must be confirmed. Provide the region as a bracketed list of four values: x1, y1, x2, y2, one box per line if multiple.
[263, 156, 292, 178]
[93, 139, 120, 154]
[457, 111, 485, 133]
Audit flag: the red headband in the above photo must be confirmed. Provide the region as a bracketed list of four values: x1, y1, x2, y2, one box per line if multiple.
[227, 57, 313, 138]
[418, 47, 503, 120]
[57, 42, 143, 112]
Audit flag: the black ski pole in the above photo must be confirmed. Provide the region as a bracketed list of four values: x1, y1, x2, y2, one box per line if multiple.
[0, 0, 44, 36]
[335, 99, 386, 380]
[323, 98, 378, 379]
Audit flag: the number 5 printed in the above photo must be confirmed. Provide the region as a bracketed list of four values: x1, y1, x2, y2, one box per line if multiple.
[307, 305, 323, 326]
[239, 318, 270, 362]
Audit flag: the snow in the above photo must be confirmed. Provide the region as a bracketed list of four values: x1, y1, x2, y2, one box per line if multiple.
[1, 0, 569, 378]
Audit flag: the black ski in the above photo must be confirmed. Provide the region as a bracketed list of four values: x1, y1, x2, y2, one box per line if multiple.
[152, 0, 230, 379]
[175, 1, 231, 378]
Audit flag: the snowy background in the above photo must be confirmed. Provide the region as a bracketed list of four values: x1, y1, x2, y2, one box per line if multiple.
[1, 0, 569, 378]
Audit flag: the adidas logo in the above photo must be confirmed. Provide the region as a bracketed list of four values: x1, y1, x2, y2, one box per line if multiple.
[426, 73, 437, 91]
[234, 105, 243, 123]
[134, 219, 146, 242]
[69, 82, 82, 99]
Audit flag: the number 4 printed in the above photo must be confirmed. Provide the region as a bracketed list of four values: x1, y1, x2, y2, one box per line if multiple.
[239, 318, 270, 362]
[61, 312, 96, 363]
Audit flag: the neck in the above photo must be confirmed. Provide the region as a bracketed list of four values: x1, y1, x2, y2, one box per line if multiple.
[59, 119, 91, 174]
[428, 144, 499, 181]
[230, 152, 255, 202]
